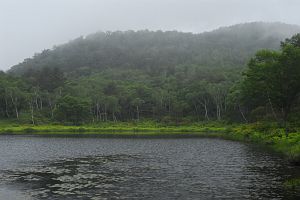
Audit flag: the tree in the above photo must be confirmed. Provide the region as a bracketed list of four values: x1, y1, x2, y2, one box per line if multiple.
[54, 95, 91, 125]
[185, 82, 211, 121]
[240, 34, 300, 133]
[276, 35, 300, 124]
[131, 98, 144, 121]
[104, 96, 120, 122]
[23, 67, 65, 92]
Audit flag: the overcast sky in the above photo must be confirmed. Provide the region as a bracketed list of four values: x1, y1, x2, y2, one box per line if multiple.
[1, 0, 300, 71]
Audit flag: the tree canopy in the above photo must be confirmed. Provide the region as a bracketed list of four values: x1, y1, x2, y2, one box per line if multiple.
[236, 34, 300, 127]
[0, 23, 300, 126]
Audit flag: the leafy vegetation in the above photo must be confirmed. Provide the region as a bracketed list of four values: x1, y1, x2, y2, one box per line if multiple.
[235, 34, 300, 134]
[0, 22, 299, 162]
[1, 23, 299, 126]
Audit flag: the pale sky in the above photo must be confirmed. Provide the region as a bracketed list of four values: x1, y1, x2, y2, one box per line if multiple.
[1, 0, 300, 71]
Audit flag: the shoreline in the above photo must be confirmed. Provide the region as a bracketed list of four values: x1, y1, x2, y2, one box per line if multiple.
[0, 123, 299, 164]
[1, 122, 299, 188]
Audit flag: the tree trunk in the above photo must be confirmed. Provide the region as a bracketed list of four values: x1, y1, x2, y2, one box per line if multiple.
[194, 104, 200, 121]
[216, 104, 221, 120]
[15, 107, 19, 119]
[136, 105, 140, 121]
[282, 106, 291, 137]
[267, 92, 278, 121]
[204, 103, 209, 121]
[104, 105, 107, 121]
[4, 97, 9, 118]
[29, 102, 35, 125]
[113, 112, 117, 122]
[201, 100, 209, 121]
[96, 103, 99, 121]
[168, 97, 171, 114]
[34, 91, 39, 110]
[152, 107, 155, 119]
[39, 97, 43, 110]
[238, 104, 248, 123]
[10, 94, 19, 120]
[99, 108, 102, 122]
[48, 98, 54, 118]
[200, 100, 210, 121]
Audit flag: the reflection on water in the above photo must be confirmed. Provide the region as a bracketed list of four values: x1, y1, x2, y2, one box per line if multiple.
[1, 155, 147, 199]
[0, 136, 299, 199]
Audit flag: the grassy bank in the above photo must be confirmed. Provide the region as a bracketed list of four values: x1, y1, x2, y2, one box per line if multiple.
[225, 123, 300, 164]
[0, 120, 227, 134]
[0, 120, 299, 163]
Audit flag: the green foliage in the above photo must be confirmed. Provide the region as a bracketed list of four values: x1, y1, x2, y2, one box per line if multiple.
[23, 67, 65, 92]
[0, 24, 299, 126]
[9, 22, 300, 76]
[236, 34, 300, 126]
[54, 95, 91, 125]
[284, 178, 300, 189]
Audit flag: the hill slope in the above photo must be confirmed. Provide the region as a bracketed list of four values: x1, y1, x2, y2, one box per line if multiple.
[9, 22, 300, 76]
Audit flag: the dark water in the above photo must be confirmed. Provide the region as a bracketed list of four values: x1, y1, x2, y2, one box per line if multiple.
[0, 135, 299, 200]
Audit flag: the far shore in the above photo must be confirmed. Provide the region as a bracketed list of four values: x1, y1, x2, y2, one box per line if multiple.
[1, 122, 299, 165]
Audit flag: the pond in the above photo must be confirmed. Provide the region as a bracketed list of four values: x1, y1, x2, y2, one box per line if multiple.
[0, 135, 299, 199]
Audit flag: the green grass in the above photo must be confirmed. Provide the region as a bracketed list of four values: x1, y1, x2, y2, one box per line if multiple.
[0, 120, 228, 134]
[284, 178, 300, 189]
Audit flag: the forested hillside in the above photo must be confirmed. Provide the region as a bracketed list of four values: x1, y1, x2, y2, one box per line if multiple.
[1, 22, 300, 125]
[9, 22, 300, 76]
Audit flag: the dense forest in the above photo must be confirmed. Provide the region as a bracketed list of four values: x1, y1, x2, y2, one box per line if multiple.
[1, 22, 300, 126]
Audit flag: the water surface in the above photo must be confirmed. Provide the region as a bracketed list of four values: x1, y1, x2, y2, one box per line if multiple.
[0, 135, 299, 199]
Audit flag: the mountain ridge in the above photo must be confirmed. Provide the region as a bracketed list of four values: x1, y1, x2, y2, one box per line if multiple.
[9, 22, 300, 76]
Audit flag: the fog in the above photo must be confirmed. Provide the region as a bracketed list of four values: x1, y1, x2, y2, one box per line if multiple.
[1, 0, 300, 71]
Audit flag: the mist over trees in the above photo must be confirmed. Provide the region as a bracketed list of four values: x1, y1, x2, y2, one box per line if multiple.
[1, 22, 300, 125]
[9, 22, 300, 76]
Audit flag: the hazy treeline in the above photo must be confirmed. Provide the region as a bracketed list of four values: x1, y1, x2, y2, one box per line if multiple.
[1, 23, 300, 125]
[0, 65, 240, 124]
[10, 22, 300, 76]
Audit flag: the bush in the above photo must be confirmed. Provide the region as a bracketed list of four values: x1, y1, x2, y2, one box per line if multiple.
[249, 106, 266, 121]
[24, 128, 36, 133]
[252, 122, 277, 133]
[54, 95, 91, 125]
